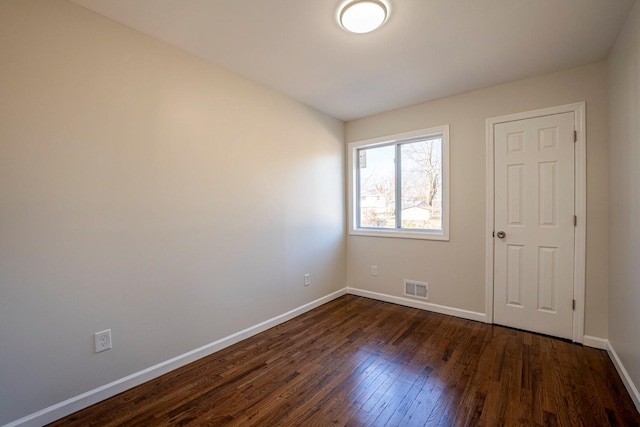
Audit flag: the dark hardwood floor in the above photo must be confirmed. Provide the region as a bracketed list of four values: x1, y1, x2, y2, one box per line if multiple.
[49, 295, 640, 426]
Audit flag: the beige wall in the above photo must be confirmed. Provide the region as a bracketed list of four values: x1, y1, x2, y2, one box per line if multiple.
[346, 62, 609, 338]
[0, 1, 345, 423]
[608, 0, 640, 402]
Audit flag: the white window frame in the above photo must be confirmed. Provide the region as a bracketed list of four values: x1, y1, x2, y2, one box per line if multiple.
[348, 125, 450, 241]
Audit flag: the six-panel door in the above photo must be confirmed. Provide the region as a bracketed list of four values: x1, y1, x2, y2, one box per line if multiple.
[493, 112, 575, 339]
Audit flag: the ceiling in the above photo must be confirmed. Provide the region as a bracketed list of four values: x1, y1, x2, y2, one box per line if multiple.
[71, 0, 635, 121]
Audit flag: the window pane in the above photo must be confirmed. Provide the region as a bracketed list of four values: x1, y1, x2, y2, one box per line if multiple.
[400, 138, 442, 230]
[358, 145, 396, 228]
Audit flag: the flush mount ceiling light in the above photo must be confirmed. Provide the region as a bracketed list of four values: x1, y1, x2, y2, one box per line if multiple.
[339, 0, 388, 34]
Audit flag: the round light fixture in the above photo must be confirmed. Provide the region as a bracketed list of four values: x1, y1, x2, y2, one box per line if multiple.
[339, 0, 388, 34]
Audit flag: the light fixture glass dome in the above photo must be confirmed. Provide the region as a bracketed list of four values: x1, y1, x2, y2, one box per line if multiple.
[340, 0, 388, 34]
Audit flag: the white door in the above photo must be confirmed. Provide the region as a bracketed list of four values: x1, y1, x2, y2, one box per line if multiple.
[493, 112, 575, 339]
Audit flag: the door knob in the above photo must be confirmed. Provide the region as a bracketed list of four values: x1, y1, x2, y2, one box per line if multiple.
[496, 231, 506, 239]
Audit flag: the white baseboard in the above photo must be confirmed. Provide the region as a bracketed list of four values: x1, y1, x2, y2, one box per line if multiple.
[606, 340, 640, 413]
[4, 288, 348, 427]
[346, 287, 486, 323]
[583, 335, 608, 350]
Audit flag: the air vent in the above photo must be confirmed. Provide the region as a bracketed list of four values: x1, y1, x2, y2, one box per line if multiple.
[404, 279, 429, 300]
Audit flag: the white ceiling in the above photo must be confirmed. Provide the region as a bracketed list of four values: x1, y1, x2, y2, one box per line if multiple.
[71, 0, 635, 121]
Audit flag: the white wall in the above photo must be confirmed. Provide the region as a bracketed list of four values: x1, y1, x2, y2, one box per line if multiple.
[346, 62, 609, 337]
[0, 1, 345, 424]
[608, 0, 640, 405]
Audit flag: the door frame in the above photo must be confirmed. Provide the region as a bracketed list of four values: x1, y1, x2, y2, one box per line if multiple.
[485, 102, 586, 343]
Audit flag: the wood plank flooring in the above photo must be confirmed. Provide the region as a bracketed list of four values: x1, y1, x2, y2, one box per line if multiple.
[49, 295, 640, 426]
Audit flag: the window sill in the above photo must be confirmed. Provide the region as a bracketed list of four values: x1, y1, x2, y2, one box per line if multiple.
[349, 228, 449, 241]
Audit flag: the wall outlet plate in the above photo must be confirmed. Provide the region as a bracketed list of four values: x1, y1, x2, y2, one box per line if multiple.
[95, 329, 112, 353]
[304, 274, 311, 286]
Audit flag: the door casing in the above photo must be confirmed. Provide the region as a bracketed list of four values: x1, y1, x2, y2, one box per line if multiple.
[485, 102, 586, 343]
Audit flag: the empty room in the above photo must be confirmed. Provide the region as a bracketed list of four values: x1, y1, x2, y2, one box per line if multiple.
[1, 0, 640, 425]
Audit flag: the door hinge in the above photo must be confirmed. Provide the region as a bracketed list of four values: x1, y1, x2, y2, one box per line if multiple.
[574, 215, 577, 227]
[574, 130, 577, 142]
[572, 299, 576, 310]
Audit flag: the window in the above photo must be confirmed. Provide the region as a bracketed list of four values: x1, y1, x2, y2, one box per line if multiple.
[349, 125, 449, 240]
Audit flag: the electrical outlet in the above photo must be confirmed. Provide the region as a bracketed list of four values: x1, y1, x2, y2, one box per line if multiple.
[304, 274, 311, 286]
[95, 329, 112, 353]
[371, 265, 378, 276]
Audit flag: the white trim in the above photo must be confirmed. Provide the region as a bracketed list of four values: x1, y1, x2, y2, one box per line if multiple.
[583, 335, 608, 350]
[346, 287, 486, 323]
[3, 289, 348, 427]
[348, 228, 449, 241]
[347, 125, 450, 241]
[484, 116, 496, 324]
[572, 102, 587, 344]
[484, 102, 586, 343]
[607, 340, 640, 412]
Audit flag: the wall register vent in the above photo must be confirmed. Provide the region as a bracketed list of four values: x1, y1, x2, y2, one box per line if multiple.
[404, 279, 429, 300]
